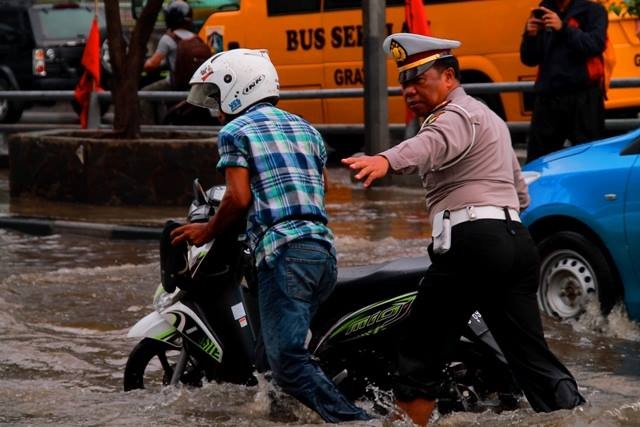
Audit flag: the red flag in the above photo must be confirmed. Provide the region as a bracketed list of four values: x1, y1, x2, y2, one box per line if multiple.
[74, 17, 102, 129]
[405, 0, 431, 37]
[404, 0, 431, 123]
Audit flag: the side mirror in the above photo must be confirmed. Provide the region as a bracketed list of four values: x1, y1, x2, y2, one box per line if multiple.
[192, 178, 208, 205]
[131, 0, 145, 20]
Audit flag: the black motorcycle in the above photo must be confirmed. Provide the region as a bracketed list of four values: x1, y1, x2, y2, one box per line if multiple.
[123, 179, 522, 415]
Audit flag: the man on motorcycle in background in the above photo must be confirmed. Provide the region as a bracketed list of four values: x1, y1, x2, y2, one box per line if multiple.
[169, 49, 372, 423]
[343, 33, 585, 425]
[139, 0, 197, 124]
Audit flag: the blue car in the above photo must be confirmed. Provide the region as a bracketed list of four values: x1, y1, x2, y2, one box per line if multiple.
[521, 128, 640, 322]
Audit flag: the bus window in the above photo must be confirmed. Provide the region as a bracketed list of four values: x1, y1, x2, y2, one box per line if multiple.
[324, 0, 406, 10]
[267, 0, 320, 16]
[324, 0, 362, 10]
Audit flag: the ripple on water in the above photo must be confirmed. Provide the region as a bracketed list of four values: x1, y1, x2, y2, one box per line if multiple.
[1, 262, 158, 330]
[2, 183, 640, 425]
[335, 236, 429, 267]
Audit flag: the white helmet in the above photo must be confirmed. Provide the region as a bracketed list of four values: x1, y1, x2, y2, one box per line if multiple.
[187, 49, 279, 115]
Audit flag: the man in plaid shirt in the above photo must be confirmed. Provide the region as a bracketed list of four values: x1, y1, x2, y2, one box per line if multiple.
[170, 49, 370, 423]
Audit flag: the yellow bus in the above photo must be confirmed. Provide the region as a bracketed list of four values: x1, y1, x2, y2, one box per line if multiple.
[198, 0, 640, 127]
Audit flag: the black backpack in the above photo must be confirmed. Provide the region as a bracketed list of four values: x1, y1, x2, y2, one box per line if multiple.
[170, 32, 212, 90]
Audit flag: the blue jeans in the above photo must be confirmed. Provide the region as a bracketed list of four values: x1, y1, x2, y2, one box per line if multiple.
[257, 239, 371, 423]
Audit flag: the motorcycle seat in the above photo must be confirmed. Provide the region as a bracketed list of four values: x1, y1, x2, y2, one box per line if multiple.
[336, 255, 430, 291]
[313, 256, 431, 325]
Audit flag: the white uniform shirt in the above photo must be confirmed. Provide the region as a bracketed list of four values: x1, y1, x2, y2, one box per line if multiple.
[381, 87, 529, 223]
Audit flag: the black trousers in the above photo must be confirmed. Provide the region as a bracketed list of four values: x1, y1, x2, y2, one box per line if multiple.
[526, 84, 605, 163]
[393, 219, 585, 412]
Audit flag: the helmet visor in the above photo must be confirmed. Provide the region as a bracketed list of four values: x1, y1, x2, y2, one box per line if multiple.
[187, 84, 220, 113]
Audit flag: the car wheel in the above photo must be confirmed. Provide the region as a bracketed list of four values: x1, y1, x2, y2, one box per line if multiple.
[0, 76, 24, 123]
[537, 231, 620, 320]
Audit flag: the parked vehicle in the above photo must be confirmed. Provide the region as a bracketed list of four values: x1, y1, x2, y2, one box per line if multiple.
[522, 128, 640, 321]
[194, 0, 640, 128]
[123, 179, 522, 415]
[0, 0, 106, 123]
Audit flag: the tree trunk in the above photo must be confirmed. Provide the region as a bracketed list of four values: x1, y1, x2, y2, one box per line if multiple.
[104, 0, 164, 139]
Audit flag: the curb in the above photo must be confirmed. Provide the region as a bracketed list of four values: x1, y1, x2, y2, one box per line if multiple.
[0, 216, 162, 240]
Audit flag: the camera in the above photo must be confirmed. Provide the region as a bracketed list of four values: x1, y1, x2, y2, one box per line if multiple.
[532, 8, 545, 19]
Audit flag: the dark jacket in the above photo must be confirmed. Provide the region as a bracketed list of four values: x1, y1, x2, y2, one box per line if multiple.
[520, 0, 607, 93]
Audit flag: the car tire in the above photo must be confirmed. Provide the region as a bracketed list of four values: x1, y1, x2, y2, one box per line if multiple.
[0, 76, 24, 123]
[537, 231, 621, 320]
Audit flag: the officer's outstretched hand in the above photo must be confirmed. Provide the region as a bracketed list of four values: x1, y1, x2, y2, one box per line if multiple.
[341, 155, 390, 188]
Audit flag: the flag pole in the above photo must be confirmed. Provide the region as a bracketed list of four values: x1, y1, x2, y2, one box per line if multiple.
[363, 0, 389, 158]
[92, 0, 98, 93]
[89, 0, 100, 116]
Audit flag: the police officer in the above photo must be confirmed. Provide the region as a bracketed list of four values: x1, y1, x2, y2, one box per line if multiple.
[342, 33, 585, 425]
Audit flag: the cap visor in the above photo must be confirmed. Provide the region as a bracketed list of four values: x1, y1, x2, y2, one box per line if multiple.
[399, 61, 435, 84]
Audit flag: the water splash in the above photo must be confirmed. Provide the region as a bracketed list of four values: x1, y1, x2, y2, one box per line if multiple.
[568, 301, 640, 342]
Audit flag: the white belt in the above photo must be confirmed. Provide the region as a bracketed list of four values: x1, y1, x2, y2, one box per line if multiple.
[436, 206, 521, 228]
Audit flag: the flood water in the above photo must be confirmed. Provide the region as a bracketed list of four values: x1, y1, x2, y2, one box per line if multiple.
[2, 167, 640, 426]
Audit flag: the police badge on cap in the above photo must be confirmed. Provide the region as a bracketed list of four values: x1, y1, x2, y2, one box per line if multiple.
[382, 33, 461, 84]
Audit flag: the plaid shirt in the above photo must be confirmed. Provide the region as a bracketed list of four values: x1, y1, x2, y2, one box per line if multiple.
[216, 103, 335, 267]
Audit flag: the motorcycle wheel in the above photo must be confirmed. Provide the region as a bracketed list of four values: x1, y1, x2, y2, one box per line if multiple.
[124, 338, 202, 391]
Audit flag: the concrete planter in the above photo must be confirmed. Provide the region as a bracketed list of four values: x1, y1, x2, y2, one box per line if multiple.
[9, 129, 221, 205]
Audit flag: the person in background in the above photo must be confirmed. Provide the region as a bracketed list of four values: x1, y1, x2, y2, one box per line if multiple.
[140, 0, 197, 124]
[342, 33, 585, 425]
[170, 49, 372, 423]
[520, 0, 608, 162]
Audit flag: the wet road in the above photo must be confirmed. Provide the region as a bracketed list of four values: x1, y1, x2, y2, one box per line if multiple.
[1, 167, 640, 426]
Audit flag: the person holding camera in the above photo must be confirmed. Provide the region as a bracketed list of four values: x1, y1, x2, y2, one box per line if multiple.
[520, 0, 608, 162]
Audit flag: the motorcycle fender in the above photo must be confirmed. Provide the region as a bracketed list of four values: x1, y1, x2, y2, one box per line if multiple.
[161, 302, 224, 363]
[127, 310, 178, 343]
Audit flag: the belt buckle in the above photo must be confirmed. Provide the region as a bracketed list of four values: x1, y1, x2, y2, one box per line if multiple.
[466, 206, 477, 221]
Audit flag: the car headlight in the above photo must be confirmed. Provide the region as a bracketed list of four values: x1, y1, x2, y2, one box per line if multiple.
[523, 171, 541, 185]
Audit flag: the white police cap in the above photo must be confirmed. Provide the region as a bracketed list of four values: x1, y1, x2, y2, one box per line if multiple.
[382, 33, 461, 83]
